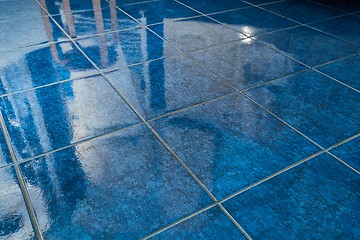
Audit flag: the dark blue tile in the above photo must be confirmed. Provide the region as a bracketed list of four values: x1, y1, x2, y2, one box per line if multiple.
[0, 75, 140, 159]
[150, 94, 318, 199]
[315, 54, 360, 90]
[0, 0, 45, 22]
[77, 27, 177, 71]
[106, 55, 234, 120]
[210, 7, 298, 37]
[246, 70, 360, 147]
[244, 0, 280, 5]
[0, 166, 36, 239]
[176, 0, 251, 14]
[52, 6, 139, 38]
[262, 0, 343, 24]
[151, 206, 247, 239]
[43, 0, 109, 15]
[149, 17, 245, 52]
[20, 124, 213, 239]
[222, 154, 360, 239]
[0, 17, 66, 52]
[190, 39, 306, 90]
[0, 42, 98, 95]
[331, 137, 360, 171]
[310, 14, 360, 46]
[115, 0, 157, 6]
[257, 26, 359, 66]
[0, 129, 12, 168]
[121, 0, 199, 26]
[310, 0, 360, 13]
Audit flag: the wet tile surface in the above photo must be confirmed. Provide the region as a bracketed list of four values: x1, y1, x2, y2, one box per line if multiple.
[0, 76, 140, 159]
[150, 94, 319, 199]
[176, 0, 251, 14]
[315, 54, 360, 90]
[190, 39, 306, 90]
[106, 55, 234, 119]
[257, 26, 359, 66]
[20, 124, 213, 239]
[223, 154, 360, 239]
[331, 137, 360, 171]
[0, 166, 36, 239]
[0, 129, 12, 168]
[151, 206, 246, 239]
[44, 0, 110, 15]
[246, 70, 360, 148]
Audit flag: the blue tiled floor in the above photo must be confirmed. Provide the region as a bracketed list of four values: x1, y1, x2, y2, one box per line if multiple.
[0, 0, 359, 239]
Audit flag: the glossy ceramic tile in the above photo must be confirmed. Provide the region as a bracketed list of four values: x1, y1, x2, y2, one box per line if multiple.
[20, 124, 213, 239]
[262, 0, 343, 24]
[0, 42, 98, 95]
[0, 16, 66, 52]
[0, 129, 12, 168]
[0, 0, 45, 22]
[176, 0, 251, 14]
[310, 0, 360, 13]
[77, 27, 177, 71]
[223, 154, 360, 239]
[151, 206, 247, 239]
[106, 55, 234, 119]
[115, 0, 158, 6]
[246, 70, 360, 148]
[0, 166, 35, 239]
[310, 14, 360, 46]
[52, 6, 139, 38]
[243, 0, 281, 5]
[315, 54, 360, 90]
[43, 0, 109, 15]
[257, 26, 359, 66]
[150, 94, 319, 199]
[190, 39, 306, 90]
[0, 75, 140, 159]
[210, 6, 297, 37]
[121, 0, 199, 26]
[331, 137, 360, 171]
[149, 17, 245, 52]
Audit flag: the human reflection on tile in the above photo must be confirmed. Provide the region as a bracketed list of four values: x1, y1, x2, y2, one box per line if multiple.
[151, 206, 246, 239]
[210, 7, 297, 37]
[246, 70, 360, 148]
[0, 0, 45, 22]
[331, 137, 360, 171]
[0, 129, 12, 168]
[310, 14, 360, 46]
[52, 5, 139, 38]
[20, 124, 213, 239]
[222, 154, 360, 239]
[315, 54, 360, 90]
[149, 17, 245, 52]
[262, 0, 343, 24]
[150, 94, 318, 199]
[106, 55, 234, 120]
[43, 0, 109, 15]
[77, 27, 177, 71]
[190, 39, 306, 90]
[0, 76, 140, 159]
[257, 26, 359, 67]
[176, 0, 251, 14]
[0, 166, 36, 239]
[121, 0, 199, 26]
[0, 42, 98, 95]
[0, 17, 66, 52]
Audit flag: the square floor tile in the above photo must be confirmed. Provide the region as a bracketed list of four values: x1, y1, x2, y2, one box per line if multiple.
[0, 166, 36, 239]
[315, 54, 360, 90]
[149, 17, 245, 52]
[52, 6, 140, 38]
[245, 70, 360, 147]
[43, 0, 109, 15]
[0, 17, 66, 52]
[115, 0, 158, 6]
[151, 206, 246, 239]
[222, 154, 360, 239]
[310, 0, 360, 13]
[106, 55, 234, 119]
[0, 0, 45, 22]
[262, 0, 343, 24]
[331, 137, 360, 172]
[210, 6, 297, 36]
[150, 94, 318, 199]
[310, 14, 360, 46]
[0, 75, 140, 159]
[190, 39, 306, 90]
[20, 124, 213, 239]
[121, 0, 199, 25]
[0, 42, 98, 95]
[0, 129, 12, 168]
[257, 26, 359, 66]
[244, 0, 281, 5]
[77, 27, 177, 71]
[177, 0, 251, 14]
